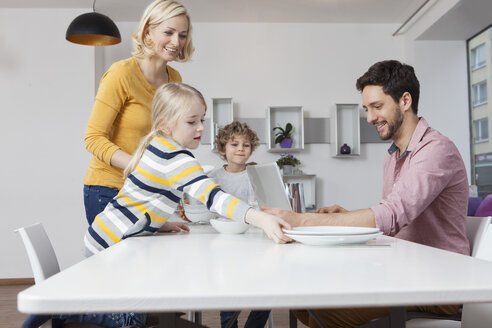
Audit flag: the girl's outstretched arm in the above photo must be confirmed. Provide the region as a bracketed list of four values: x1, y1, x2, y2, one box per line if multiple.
[245, 208, 292, 244]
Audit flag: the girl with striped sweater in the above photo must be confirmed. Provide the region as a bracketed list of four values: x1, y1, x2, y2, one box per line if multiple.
[85, 82, 291, 257]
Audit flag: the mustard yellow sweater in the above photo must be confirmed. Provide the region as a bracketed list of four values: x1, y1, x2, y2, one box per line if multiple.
[84, 57, 182, 189]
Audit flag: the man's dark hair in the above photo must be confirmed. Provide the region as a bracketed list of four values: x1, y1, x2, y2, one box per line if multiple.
[356, 60, 420, 114]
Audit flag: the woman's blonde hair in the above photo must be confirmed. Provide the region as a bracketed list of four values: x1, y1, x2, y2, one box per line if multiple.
[132, 0, 194, 62]
[124, 83, 206, 178]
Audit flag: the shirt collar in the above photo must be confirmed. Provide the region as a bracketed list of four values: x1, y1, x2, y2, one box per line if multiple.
[387, 117, 429, 158]
[154, 135, 183, 150]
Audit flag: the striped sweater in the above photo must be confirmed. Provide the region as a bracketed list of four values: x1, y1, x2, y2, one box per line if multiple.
[84, 136, 251, 256]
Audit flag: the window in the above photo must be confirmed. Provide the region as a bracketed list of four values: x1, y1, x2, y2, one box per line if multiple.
[473, 81, 488, 107]
[468, 25, 492, 198]
[471, 44, 486, 70]
[474, 118, 489, 143]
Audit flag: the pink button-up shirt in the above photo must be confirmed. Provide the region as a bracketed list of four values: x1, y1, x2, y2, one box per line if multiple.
[371, 118, 470, 255]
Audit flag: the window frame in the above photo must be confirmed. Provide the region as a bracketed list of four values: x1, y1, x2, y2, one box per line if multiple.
[472, 80, 488, 107]
[474, 117, 489, 144]
[471, 43, 487, 71]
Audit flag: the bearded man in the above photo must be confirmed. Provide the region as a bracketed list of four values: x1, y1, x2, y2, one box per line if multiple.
[264, 60, 470, 327]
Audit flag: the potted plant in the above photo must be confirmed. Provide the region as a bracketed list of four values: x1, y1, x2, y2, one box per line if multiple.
[273, 123, 294, 148]
[276, 153, 301, 175]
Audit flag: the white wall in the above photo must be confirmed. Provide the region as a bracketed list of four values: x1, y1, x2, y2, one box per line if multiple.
[103, 22, 403, 210]
[0, 12, 472, 278]
[413, 40, 471, 176]
[400, 0, 472, 179]
[0, 8, 94, 278]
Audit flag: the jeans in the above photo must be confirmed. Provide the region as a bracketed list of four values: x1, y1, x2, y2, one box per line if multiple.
[22, 313, 147, 328]
[220, 310, 271, 328]
[84, 185, 119, 225]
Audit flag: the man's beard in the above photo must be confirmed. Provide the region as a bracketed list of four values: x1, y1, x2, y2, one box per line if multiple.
[380, 105, 404, 141]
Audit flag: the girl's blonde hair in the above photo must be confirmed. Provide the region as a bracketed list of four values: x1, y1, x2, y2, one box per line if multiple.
[123, 83, 206, 178]
[132, 0, 194, 62]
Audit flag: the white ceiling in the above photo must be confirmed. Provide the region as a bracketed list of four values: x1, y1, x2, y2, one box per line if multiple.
[2, 0, 491, 40]
[0, 0, 427, 23]
[418, 0, 492, 40]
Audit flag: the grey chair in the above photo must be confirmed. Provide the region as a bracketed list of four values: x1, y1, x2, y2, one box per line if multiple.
[16, 223, 62, 328]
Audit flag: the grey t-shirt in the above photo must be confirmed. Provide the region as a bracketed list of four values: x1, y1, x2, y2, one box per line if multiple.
[209, 166, 256, 206]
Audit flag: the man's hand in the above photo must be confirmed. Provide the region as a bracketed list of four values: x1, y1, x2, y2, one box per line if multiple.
[158, 222, 190, 233]
[315, 205, 348, 214]
[261, 206, 304, 227]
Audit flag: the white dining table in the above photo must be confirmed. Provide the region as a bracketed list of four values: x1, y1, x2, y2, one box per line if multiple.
[17, 224, 492, 326]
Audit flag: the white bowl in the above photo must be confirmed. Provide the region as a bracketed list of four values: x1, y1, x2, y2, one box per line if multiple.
[210, 218, 250, 234]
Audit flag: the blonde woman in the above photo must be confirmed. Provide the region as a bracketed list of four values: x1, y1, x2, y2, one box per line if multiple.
[83, 0, 194, 225]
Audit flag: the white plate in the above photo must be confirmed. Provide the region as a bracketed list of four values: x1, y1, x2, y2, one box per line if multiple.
[283, 226, 381, 236]
[285, 232, 383, 246]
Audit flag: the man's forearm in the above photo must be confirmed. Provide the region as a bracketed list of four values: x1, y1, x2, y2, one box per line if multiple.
[299, 208, 376, 228]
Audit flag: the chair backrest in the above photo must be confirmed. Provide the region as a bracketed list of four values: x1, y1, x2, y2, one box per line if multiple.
[474, 195, 492, 217]
[465, 216, 491, 258]
[468, 196, 483, 216]
[15, 223, 60, 284]
[461, 216, 492, 328]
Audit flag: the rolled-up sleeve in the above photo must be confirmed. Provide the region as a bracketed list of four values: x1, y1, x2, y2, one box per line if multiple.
[372, 140, 455, 236]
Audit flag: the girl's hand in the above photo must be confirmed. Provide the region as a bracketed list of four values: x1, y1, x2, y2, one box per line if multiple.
[245, 208, 292, 244]
[158, 222, 190, 233]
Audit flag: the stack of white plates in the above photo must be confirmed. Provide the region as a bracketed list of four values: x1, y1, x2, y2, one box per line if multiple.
[283, 226, 383, 246]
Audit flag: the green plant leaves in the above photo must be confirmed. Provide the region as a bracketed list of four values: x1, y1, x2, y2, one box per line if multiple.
[272, 123, 293, 143]
[275, 135, 284, 144]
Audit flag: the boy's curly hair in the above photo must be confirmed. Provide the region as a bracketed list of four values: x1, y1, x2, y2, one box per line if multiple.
[215, 121, 259, 160]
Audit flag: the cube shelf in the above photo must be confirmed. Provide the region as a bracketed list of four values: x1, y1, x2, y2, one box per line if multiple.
[267, 106, 304, 152]
[330, 104, 361, 157]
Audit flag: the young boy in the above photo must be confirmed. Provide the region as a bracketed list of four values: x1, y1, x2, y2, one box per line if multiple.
[211, 121, 259, 207]
[185, 121, 270, 328]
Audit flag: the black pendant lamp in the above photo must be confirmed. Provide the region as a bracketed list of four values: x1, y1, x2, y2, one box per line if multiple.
[66, 0, 121, 46]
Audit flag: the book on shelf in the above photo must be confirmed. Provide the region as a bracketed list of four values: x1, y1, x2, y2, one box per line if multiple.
[285, 182, 306, 213]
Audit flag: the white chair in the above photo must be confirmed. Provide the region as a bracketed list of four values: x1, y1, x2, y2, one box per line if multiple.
[16, 223, 60, 284]
[406, 216, 492, 328]
[15, 223, 61, 328]
[16, 223, 100, 328]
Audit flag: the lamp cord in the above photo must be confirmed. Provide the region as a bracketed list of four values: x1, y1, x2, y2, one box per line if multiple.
[92, 0, 96, 12]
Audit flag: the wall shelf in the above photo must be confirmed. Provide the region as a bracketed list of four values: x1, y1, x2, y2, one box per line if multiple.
[267, 106, 304, 152]
[330, 104, 361, 157]
[210, 98, 234, 151]
[200, 104, 386, 147]
[282, 174, 316, 209]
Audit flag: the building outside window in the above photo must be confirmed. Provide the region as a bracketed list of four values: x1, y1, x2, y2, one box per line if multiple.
[471, 43, 486, 70]
[472, 81, 488, 107]
[474, 118, 489, 143]
[468, 26, 492, 198]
